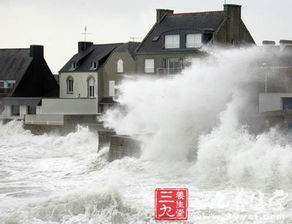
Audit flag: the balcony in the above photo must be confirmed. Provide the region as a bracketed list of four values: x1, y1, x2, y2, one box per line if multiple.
[0, 88, 12, 97]
[156, 67, 182, 75]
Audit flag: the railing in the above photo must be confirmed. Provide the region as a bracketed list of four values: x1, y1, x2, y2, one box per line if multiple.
[156, 67, 182, 75]
[0, 88, 12, 96]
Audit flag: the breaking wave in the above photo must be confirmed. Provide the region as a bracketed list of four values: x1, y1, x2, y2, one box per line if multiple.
[102, 47, 292, 189]
[1, 47, 292, 223]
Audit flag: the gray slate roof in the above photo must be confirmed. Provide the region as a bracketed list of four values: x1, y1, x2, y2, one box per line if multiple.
[0, 49, 32, 80]
[114, 42, 140, 59]
[0, 97, 41, 106]
[137, 11, 225, 53]
[60, 43, 123, 72]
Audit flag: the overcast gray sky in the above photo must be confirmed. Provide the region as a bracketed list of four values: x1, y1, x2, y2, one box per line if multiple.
[0, 0, 291, 73]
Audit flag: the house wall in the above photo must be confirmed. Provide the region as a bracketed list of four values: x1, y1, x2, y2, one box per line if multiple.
[0, 106, 11, 119]
[259, 93, 292, 113]
[59, 72, 98, 98]
[0, 105, 26, 119]
[102, 52, 136, 97]
[214, 19, 255, 46]
[39, 98, 98, 114]
[25, 114, 64, 125]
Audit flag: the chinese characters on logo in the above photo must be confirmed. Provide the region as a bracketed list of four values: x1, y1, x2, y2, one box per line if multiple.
[155, 188, 188, 221]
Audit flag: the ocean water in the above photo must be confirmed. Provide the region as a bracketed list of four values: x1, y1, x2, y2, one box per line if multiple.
[1, 48, 292, 224]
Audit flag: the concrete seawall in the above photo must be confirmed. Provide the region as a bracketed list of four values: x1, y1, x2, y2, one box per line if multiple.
[98, 130, 116, 151]
[108, 135, 141, 162]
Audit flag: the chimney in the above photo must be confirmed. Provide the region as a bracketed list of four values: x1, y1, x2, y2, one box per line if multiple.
[224, 4, 242, 44]
[262, 40, 276, 52]
[156, 9, 173, 23]
[78, 41, 93, 53]
[262, 40, 276, 46]
[29, 45, 43, 58]
[279, 40, 292, 51]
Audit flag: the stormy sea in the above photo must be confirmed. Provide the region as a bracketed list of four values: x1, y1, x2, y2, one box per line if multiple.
[1, 48, 292, 224]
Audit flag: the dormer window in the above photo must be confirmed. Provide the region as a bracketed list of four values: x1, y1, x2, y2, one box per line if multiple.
[117, 59, 124, 73]
[165, 35, 180, 49]
[186, 34, 202, 48]
[90, 61, 98, 70]
[152, 36, 160, 42]
[71, 62, 77, 70]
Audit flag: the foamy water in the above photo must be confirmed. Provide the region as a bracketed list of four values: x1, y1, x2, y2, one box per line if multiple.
[1, 48, 292, 223]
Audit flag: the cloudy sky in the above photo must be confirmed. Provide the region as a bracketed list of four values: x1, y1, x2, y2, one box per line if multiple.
[0, 0, 291, 73]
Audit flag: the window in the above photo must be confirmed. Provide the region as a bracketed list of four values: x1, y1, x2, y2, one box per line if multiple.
[117, 59, 124, 73]
[66, 77, 74, 94]
[186, 34, 202, 48]
[167, 58, 182, 74]
[109, 80, 115, 97]
[145, 59, 155, 73]
[152, 36, 160, 41]
[165, 35, 180, 48]
[71, 62, 77, 70]
[7, 81, 15, 88]
[1, 80, 15, 89]
[88, 77, 95, 98]
[11, 105, 20, 116]
[90, 62, 98, 70]
[3, 81, 8, 88]
[27, 106, 36, 114]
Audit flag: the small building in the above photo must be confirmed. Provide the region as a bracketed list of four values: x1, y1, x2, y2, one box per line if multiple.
[0, 45, 59, 119]
[59, 41, 123, 112]
[136, 4, 255, 75]
[0, 45, 58, 97]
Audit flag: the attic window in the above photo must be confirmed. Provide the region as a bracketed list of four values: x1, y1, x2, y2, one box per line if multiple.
[186, 34, 202, 48]
[90, 62, 98, 70]
[71, 62, 77, 70]
[152, 36, 160, 42]
[165, 35, 180, 49]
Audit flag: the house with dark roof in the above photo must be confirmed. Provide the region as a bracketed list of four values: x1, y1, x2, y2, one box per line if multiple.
[0, 45, 59, 119]
[59, 41, 122, 101]
[101, 42, 140, 111]
[136, 4, 255, 74]
[0, 45, 58, 97]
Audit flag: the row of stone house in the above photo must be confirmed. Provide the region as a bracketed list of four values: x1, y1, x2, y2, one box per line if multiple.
[1, 4, 283, 127]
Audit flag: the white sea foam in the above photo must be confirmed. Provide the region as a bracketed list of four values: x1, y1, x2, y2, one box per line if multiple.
[1, 48, 292, 223]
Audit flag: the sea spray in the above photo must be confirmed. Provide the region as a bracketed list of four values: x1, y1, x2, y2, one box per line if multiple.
[101, 47, 292, 189]
[102, 47, 262, 161]
[1, 48, 292, 223]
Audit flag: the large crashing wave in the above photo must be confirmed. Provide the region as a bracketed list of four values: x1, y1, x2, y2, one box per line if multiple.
[101, 47, 292, 188]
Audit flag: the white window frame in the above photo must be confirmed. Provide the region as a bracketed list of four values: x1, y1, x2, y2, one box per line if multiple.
[88, 77, 95, 98]
[117, 59, 124, 73]
[109, 80, 115, 97]
[186, 34, 202, 48]
[66, 77, 74, 94]
[90, 62, 98, 70]
[71, 62, 77, 70]
[165, 34, 180, 49]
[145, 59, 155, 73]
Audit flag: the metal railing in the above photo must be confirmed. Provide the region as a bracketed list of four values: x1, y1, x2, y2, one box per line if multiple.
[156, 67, 182, 75]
